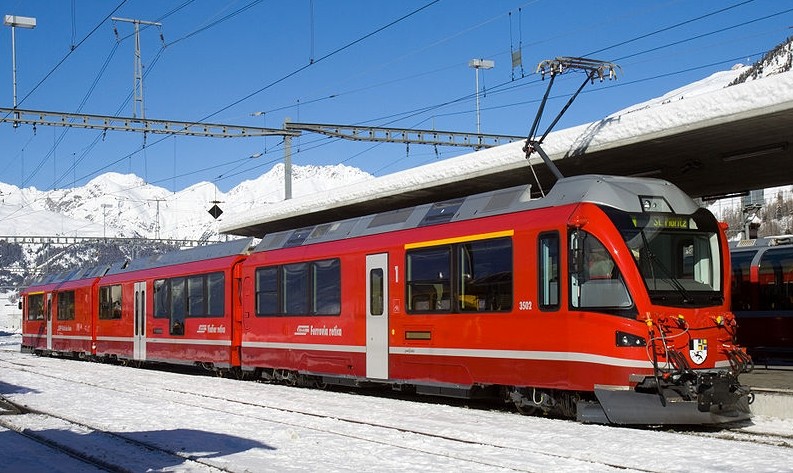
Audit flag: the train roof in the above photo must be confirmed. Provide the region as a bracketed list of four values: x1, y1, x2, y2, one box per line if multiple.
[25, 264, 111, 288]
[254, 174, 699, 252]
[106, 237, 255, 276]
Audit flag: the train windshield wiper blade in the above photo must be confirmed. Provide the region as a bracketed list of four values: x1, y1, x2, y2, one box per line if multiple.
[639, 230, 692, 303]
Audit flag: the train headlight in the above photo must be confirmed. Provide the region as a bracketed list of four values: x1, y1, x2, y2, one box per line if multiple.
[616, 331, 646, 347]
[638, 195, 672, 213]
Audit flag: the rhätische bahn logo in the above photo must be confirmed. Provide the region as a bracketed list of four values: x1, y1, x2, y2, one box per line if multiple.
[689, 338, 708, 365]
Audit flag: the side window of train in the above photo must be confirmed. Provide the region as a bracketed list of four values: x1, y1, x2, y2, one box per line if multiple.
[154, 272, 226, 322]
[207, 272, 225, 316]
[27, 293, 44, 320]
[370, 268, 384, 316]
[458, 238, 512, 312]
[730, 251, 756, 310]
[255, 259, 341, 317]
[56, 291, 76, 320]
[406, 246, 451, 313]
[569, 230, 632, 311]
[255, 267, 279, 315]
[99, 285, 122, 320]
[313, 259, 341, 315]
[757, 247, 793, 310]
[538, 232, 560, 310]
[154, 279, 169, 319]
[406, 237, 513, 314]
[284, 263, 310, 315]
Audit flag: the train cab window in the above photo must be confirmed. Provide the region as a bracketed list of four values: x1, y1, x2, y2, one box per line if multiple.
[538, 233, 560, 310]
[56, 290, 75, 320]
[680, 241, 695, 279]
[605, 205, 724, 308]
[569, 230, 632, 311]
[26, 293, 44, 320]
[99, 285, 122, 320]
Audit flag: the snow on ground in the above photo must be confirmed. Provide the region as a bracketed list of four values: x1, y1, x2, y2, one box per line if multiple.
[1, 333, 792, 473]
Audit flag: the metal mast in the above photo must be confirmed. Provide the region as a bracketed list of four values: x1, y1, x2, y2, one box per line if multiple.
[112, 17, 163, 119]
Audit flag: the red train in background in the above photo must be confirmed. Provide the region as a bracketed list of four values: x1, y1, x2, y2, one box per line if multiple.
[20, 174, 753, 425]
[730, 236, 793, 366]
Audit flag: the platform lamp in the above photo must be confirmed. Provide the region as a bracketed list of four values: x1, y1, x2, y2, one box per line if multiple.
[468, 58, 494, 135]
[3, 14, 36, 126]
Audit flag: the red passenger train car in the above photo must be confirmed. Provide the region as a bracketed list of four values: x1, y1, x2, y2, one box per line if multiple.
[21, 265, 108, 356]
[92, 239, 252, 367]
[730, 236, 793, 366]
[20, 175, 753, 425]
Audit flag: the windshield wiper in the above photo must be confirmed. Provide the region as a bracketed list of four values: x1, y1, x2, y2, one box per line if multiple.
[639, 230, 692, 304]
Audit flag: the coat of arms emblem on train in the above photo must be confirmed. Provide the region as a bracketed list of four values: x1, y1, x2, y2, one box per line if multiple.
[689, 338, 708, 365]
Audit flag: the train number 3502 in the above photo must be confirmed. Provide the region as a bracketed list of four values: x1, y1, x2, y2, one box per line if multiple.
[518, 301, 533, 311]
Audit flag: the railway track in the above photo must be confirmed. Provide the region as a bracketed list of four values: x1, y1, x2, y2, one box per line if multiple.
[1, 353, 791, 472]
[0, 397, 229, 472]
[680, 426, 793, 449]
[0, 356, 642, 472]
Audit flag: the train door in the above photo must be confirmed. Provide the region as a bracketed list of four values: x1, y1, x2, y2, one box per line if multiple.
[365, 253, 389, 379]
[133, 281, 147, 361]
[46, 293, 53, 350]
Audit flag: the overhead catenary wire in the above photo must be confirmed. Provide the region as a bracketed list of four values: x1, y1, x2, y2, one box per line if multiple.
[47, 0, 443, 196]
[16, 0, 768, 188]
[23, 1, 195, 188]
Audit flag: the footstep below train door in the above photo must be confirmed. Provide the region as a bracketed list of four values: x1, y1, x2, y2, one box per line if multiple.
[366, 253, 389, 380]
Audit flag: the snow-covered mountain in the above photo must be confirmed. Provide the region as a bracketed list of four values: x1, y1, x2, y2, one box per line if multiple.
[729, 34, 793, 85]
[615, 34, 792, 115]
[0, 163, 372, 241]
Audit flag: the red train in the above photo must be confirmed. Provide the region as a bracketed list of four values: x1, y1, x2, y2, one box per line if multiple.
[730, 236, 793, 366]
[20, 175, 753, 425]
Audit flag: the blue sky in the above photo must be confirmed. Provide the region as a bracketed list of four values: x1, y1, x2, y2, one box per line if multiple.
[0, 0, 790, 192]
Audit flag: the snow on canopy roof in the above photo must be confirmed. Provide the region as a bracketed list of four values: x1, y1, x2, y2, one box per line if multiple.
[221, 70, 793, 238]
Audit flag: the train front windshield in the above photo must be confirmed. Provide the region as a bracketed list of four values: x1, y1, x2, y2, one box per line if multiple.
[603, 206, 724, 308]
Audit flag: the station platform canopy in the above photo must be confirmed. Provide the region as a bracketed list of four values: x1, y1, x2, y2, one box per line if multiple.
[221, 72, 793, 238]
